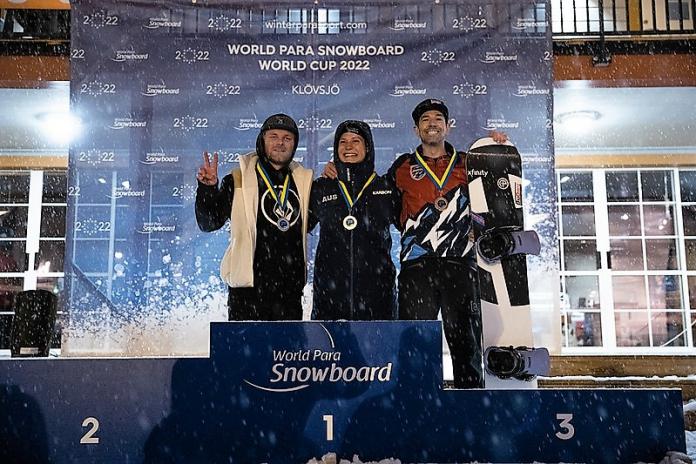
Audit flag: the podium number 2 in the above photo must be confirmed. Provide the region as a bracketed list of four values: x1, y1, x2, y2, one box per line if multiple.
[555, 413, 575, 440]
[323, 415, 334, 441]
[80, 417, 100, 444]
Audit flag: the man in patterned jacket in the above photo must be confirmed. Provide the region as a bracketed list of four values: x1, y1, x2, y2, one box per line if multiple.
[388, 98, 505, 389]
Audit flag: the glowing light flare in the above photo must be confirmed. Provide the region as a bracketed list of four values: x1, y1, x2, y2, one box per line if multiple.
[35, 111, 83, 145]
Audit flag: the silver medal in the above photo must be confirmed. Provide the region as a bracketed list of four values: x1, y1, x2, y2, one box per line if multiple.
[277, 218, 290, 231]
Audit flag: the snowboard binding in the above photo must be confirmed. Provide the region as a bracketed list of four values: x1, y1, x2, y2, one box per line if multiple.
[484, 346, 550, 381]
[475, 227, 541, 264]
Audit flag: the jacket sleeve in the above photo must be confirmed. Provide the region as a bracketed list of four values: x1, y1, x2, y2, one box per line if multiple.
[386, 155, 400, 184]
[307, 179, 321, 233]
[385, 174, 402, 229]
[195, 174, 234, 232]
[385, 155, 407, 230]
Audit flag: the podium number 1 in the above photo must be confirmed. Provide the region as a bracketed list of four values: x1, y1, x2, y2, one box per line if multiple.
[80, 417, 100, 444]
[555, 413, 575, 440]
[323, 414, 334, 441]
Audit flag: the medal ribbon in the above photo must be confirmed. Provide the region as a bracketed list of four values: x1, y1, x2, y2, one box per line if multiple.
[415, 148, 458, 191]
[256, 162, 290, 211]
[338, 172, 377, 210]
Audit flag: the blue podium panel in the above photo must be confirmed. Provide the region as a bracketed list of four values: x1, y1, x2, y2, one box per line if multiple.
[0, 322, 686, 463]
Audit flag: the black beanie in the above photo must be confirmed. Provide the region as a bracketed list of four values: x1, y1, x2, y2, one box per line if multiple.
[260, 113, 299, 138]
[411, 98, 449, 125]
[333, 120, 375, 185]
[255, 113, 299, 165]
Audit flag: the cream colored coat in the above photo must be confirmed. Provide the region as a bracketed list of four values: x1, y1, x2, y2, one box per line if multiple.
[220, 153, 313, 288]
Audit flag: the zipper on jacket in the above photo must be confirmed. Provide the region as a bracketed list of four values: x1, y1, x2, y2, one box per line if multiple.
[350, 227, 354, 319]
[348, 170, 355, 319]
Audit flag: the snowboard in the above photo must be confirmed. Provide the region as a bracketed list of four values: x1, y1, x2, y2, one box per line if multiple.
[466, 137, 549, 389]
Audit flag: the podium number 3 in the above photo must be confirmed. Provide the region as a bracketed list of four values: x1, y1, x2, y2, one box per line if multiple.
[80, 417, 100, 444]
[323, 415, 334, 441]
[555, 413, 575, 440]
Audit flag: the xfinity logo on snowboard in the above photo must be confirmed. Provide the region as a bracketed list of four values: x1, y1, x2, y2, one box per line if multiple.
[244, 325, 393, 393]
[468, 169, 488, 177]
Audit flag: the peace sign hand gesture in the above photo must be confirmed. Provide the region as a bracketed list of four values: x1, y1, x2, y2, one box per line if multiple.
[197, 152, 219, 186]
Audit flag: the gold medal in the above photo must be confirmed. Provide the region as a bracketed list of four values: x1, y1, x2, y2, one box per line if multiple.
[338, 172, 376, 232]
[343, 215, 357, 230]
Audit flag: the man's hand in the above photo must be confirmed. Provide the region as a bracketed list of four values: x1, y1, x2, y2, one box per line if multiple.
[197, 152, 219, 186]
[322, 161, 338, 179]
[489, 130, 508, 144]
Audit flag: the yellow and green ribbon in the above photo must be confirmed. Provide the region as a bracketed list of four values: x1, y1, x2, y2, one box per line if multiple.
[256, 162, 290, 211]
[338, 172, 377, 210]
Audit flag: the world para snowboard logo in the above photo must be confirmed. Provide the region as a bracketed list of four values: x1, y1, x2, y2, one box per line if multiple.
[243, 324, 393, 393]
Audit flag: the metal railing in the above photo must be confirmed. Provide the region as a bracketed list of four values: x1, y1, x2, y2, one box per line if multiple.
[1, 1, 695, 54]
[553, 0, 696, 37]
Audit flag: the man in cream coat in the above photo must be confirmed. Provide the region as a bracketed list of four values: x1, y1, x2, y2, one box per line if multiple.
[195, 114, 313, 320]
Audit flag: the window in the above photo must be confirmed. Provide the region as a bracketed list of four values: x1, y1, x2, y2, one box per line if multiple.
[558, 168, 695, 353]
[0, 171, 66, 352]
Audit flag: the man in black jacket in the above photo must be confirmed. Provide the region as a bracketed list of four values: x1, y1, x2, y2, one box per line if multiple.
[309, 120, 400, 320]
[195, 114, 313, 321]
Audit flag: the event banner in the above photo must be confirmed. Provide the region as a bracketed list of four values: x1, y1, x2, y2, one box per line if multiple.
[66, 0, 557, 355]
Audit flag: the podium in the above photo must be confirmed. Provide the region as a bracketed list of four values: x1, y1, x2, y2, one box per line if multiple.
[0, 321, 686, 463]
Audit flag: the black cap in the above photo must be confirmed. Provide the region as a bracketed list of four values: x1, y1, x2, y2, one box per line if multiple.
[411, 98, 449, 125]
[260, 113, 298, 138]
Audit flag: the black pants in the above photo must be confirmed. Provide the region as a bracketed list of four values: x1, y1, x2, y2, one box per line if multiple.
[227, 286, 303, 321]
[398, 258, 483, 389]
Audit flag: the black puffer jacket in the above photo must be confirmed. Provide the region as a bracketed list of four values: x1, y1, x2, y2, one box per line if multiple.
[309, 121, 400, 320]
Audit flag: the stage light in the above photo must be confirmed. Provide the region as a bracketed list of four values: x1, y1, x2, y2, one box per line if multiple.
[35, 111, 83, 145]
[554, 110, 602, 134]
